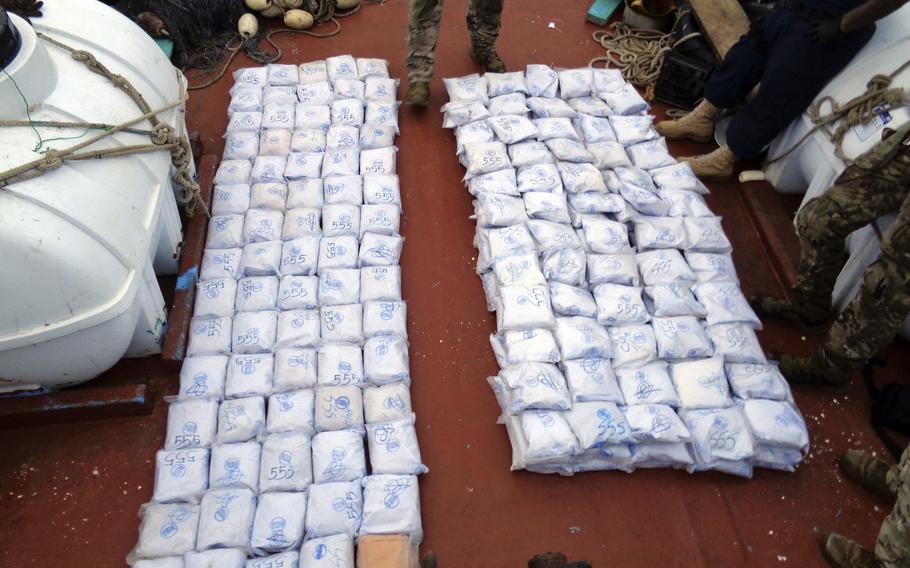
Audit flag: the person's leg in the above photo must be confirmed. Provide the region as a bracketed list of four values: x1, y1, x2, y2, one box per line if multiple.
[406, 0, 444, 105]
[466, 0, 505, 72]
[875, 446, 910, 567]
[725, 9, 874, 159]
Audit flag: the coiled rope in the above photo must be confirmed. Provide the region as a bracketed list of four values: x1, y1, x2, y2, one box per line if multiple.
[0, 33, 206, 216]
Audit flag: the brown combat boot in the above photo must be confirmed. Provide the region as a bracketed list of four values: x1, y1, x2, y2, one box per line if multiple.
[655, 99, 719, 143]
[749, 294, 831, 332]
[470, 48, 506, 73]
[776, 353, 851, 394]
[840, 449, 897, 503]
[680, 145, 736, 181]
[822, 534, 882, 568]
[405, 81, 430, 107]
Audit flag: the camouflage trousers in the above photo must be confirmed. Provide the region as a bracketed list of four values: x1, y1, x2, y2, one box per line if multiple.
[406, 0, 504, 84]
[877, 444, 910, 567]
[794, 136, 910, 372]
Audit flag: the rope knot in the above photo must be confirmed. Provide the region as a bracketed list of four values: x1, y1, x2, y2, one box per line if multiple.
[151, 123, 175, 146]
[867, 74, 892, 91]
[37, 149, 63, 173]
[70, 50, 99, 68]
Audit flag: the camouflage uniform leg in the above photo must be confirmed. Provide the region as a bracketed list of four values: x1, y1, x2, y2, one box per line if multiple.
[794, 170, 908, 308]
[876, 445, 910, 567]
[466, 0, 504, 55]
[821, 188, 910, 371]
[406, 0, 444, 84]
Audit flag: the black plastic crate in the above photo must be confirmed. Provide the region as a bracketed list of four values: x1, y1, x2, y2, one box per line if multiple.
[654, 50, 715, 110]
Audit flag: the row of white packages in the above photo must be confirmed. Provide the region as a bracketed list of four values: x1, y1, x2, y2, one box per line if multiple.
[226, 123, 397, 153]
[231, 72, 398, 109]
[502, 398, 809, 477]
[156, 411, 425, 502]
[227, 100, 400, 134]
[132, 474, 422, 562]
[208, 208, 400, 247]
[213, 175, 403, 213]
[214, 147, 398, 185]
[188, 305, 408, 353]
[197, 234, 402, 283]
[133, 533, 353, 568]
[489, 358, 792, 416]
[443, 67, 645, 112]
[234, 58, 391, 89]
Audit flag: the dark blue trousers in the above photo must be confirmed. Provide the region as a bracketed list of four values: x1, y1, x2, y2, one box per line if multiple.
[703, 4, 874, 158]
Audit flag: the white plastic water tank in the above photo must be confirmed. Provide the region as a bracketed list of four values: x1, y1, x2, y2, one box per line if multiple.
[0, 0, 188, 388]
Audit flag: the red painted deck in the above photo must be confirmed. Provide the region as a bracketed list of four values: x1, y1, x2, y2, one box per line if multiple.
[0, 1, 903, 566]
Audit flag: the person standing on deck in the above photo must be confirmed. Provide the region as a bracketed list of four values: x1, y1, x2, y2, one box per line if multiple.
[404, 0, 507, 107]
[749, 123, 910, 389]
[822, 446, 910, 567]
[655, 0, 909, 180]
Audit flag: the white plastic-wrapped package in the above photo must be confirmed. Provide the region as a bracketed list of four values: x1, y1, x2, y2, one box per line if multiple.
[609, 115, 655, 146]
[320, 304, 363, 343]
[580, 217, 630, 254]
[284, 151, 324, 180]
[496, 285, 556, 331]
[366, 414, 427, 475]
[599, 83, 648, 115]
[517, 163, 563, 193]
[443, 74, 489, 104]
[196, 488, 257, 551]
[364, 336, 410, 385]
[318, 236, 359, 273]
[609, 324, 657, 369]
[297, 81, 334, 106]
[154, 448, 209, 504]
[359, 233, 403, 267]
[277, 275, 319, 310]
[541, 247, 587, 287]
[259, 431, 313, 493]
[226, 352, 274, 399]
[209, 441, 261, 492]
[592, 284, 650, 326]
[558, 162, 606, 192]
[492, 253, 545, 287]
[311, 428, 367, 483]
[250, 492, 307, 554]
[229, 85, 263, 113]
[226, 112, 263, 134]
[651, 162, 709, 193]
[305, 480, 363, 538]
[486, 71, 528, 96]
[743, 399, 810, 451]
[179, 355, 228, 400]
[443, 101, 491, 128]
[652, 316, 714, 360]
[500, 362, 572, 413]
[488, 114, 538, 144]
[462, 141, 511, 179]
[525, 64, 559, 98]
[185, 549, 247, 568]
[315, 385, 364, 432]
[246, 552, 299, 568]
[318, 269, 360, 306]
[681, 406, 755, 467]
[258, 130, 292, 157]
[567, 96, 612, 117]
[561, 358, 623, 403]
[575, 114, 616, 143]
[274, 347, 317, 391]
[280, 236, 321, 276]
[548, 281, 597, 318]
[626, 138, 675, 170]
[165, 398, 219, 450]
[322, 175, 363, 206]
[322, 148, 361, 177]
[360, 124, 398, 149]
[527, 97, 577, 120]
[685, 217, 733, 253]
[567, 192, 624, 217]
[634, 217, 690, 250]
[232, 311, 278, 354]
[270, 221, 309, 257]
[528, 220, 583, 253]
[187, 316, 232, 356]
[357, 57, 390, 79]
[591, 67, 625, 93]
[216, 396, 266, 443]
[488, 92, 529, 116]
[564, 401, 635, 450]
[208, 215, 245, 249]
[670, 356, 732, 409]
[299, 60, 328, 84]
[365, 76, 397, 101]
[267, 63, 298, 86]
[364, 382, 412, 423]
[243, 209, 284, 243]
[475, 193, 529, 227]
[288, 179, 325, 209]
[625, 404, 691, 442]
[467, 169, 518, 198]
[508, 141, 553, 168]
[326, 55, 358, 84]
[360, 146, 397, 175]
[300, 534, 355, 568]
[360, 475, 423, 541]
[241, 241, 283, 276]
[491, 329, 560, 366]
[726, 363, 789, 400]
[363, 301, 407, 338]
[131, 503, 199, 561]
[533, 118, 580, 143]
[223, 131, 259, 161]
[234, 276, 279, 312]
[645, 283, 706, 318]
[630, 442, 693, 468]
[547, 139, 595, 164]
[694, 282, 762, 328]
[663, 190, 714, 218]
[266, 389, 316, 434]
[709, 323, 766, 364]
[334, 79, 366, 101]
[295, 105, 332, 132]
[455, 120, 496, 156]
[620, 185, 667, 217]
[573, 445, 636, 473]
[213, 184, 252, 216]
[554, 316, 612, 360]
[685, 252, 740, 284]
[616, 361, 680, 407]
[520, 409, 580, 461]
[588, 142, 631, 170]
[321, 204, 360, 238]
[363, 174, 401, 207]
[262, 104, 295, 130]
[587, 254, 639, 287]
[557, 68, 593, 99]
[361, 204, 401, 237]
[361, 266, 402, 302]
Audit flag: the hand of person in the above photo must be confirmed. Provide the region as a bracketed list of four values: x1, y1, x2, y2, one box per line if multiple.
[807, 16, 845, 44]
